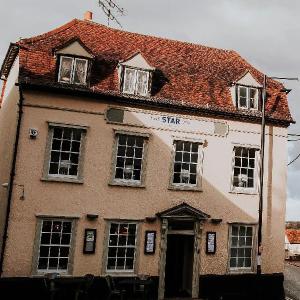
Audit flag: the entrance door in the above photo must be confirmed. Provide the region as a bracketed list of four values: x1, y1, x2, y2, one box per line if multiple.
[164, 234, 194, 298]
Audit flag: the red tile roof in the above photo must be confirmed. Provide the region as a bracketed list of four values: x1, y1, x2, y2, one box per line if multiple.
[286, 229, 300, 244]
[6, 19, 294, 124]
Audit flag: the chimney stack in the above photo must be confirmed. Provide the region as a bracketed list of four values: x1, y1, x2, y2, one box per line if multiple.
[84, 11, 93, 21]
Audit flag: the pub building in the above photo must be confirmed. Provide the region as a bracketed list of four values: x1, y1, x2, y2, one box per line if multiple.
[0, 12, 292, 299]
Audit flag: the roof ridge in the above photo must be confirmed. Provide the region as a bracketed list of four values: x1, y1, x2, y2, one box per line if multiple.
[77, 19, 235, 54]
[19, 19, 78, 44]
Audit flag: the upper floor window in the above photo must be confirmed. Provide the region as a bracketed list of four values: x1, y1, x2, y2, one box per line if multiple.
[43, 124, 87, 183]
[58, 56, 88, 85]
[232, 147, 258, 193]
[170, 140, 203, 191]
[122, 67, 150, 96]
[112, 133, 147, 186]
[237, 86, 259, 110]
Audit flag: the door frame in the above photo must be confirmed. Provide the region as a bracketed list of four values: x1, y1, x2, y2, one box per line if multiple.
[158, 217, 203, 299]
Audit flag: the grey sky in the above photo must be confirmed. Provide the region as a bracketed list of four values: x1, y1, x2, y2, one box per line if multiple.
[1, 0, 300, 220]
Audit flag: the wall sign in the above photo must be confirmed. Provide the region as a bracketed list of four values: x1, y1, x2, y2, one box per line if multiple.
[206, 232, 216, 254]
[83, 229, 97, 254]
[144, 231, 156, 254]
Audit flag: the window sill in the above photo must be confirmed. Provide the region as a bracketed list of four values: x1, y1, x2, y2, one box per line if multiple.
[41, 176, 84, 184]
[227, 268, 255, 275]
[109, 180, 145, 188]
[229, 189, 258, 195]
[168, 184, 203, 192]
[105, 271, 136, 277]
[32, 271, 72, 277]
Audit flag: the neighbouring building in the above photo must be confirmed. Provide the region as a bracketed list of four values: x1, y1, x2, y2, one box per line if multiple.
[285, 222, 300, 260]
[0, 12, 294, 299]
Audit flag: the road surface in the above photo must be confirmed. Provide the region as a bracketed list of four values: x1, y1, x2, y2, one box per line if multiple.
[284, 262, 300, 300]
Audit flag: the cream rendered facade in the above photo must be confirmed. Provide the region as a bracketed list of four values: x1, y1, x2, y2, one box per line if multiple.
[0, 59, 287, 281]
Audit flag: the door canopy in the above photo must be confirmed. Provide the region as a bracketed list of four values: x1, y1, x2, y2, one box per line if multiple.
[156, 202, 210, 220]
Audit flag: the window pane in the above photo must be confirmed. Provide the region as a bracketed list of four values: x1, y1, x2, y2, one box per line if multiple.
[38, 258, 48, 270]
[123, 68, 136, 94]
[40, 246, 49, 257]
[59, 57, 73, 83]
[58, 258, 69, 270]
[230, 258, 236, 268]
[73, 59, 87, 85]
[136, 71, 149, 96]
[249, 88, 258, 109]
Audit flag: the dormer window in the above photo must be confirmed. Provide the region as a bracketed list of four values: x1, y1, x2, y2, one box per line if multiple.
[119, 53, 155, 97]
[237, 86, 259, 110]
[123, 67, 149, 96]
[58, 56, 88, 85]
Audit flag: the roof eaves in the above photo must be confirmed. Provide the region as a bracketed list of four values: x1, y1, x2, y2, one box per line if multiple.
[19, 80, 294, 127]
[0, 43, 19, 79]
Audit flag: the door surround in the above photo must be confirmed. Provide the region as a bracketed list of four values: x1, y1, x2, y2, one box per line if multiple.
[156, 203, 210, 300]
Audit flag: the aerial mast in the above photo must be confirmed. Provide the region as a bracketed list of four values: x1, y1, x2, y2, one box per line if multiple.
[98, 0, 124, 27]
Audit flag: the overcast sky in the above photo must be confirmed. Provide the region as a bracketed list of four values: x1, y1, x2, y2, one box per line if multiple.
[1, 0, 300, 220]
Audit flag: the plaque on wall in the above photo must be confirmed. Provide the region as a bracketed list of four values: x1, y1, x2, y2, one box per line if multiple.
[144, 231, 156, 254]
[83, 229, 97, 254]
[206, 232, 216, 254]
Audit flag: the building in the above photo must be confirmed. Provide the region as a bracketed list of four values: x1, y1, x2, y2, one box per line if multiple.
[0, 13, 293, 299]
[285, 222, 300, 260]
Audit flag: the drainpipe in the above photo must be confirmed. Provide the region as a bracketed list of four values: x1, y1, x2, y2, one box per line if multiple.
[257, 75, 267, 276]
[0, 83, 24, 277]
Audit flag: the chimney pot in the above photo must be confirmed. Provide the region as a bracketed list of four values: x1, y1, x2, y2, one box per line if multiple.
[84, 11, 93, 21]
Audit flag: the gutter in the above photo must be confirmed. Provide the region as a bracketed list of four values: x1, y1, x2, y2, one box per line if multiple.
[0, 83, 24, 277]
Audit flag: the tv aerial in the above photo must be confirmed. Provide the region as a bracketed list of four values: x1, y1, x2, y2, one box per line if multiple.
[98, 0, 125, 28]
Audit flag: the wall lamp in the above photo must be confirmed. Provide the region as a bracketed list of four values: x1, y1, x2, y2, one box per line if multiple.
[1, 182, 25, 200]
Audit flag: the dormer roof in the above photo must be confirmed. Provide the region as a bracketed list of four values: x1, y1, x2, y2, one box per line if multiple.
[119, 52, 155, 71]
[55, 39, 94, 59]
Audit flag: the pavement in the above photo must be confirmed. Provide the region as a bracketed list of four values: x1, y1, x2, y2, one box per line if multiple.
[284, 261, 300, 300]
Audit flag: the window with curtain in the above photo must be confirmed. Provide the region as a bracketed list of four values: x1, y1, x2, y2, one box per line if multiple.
[58, 56, 88, 85]
[122, 67, 150, 96]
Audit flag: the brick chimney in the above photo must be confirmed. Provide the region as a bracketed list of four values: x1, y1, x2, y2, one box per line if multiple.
[84, 11, 93, 21]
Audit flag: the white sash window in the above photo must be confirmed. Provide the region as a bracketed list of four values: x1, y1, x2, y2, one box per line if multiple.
[122, 67, 150, 96]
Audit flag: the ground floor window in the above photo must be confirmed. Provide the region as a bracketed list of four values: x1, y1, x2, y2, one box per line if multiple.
[229, 224, 254, 270]
[106, 222, 137, 271]
[37, 219, 73, 272]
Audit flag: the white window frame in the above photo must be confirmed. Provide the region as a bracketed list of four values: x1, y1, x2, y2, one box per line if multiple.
[237, 86, 259, 110]
[122, 67, 150, 96]
[42, 123, 87, 183]
[58, 55, 88, 85]
[169, 140, 203, 191]
[110, 131, 149, 187]
[230, 146, 259, 194]
[34, 218, 75, 275]
[106, 222, 138, 273]
[228, 224, 255, 272]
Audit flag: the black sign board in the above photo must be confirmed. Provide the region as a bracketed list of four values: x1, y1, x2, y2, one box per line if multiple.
[144, 231, 156, 254]
[83, 229, 97, 254]
[206, 232, 216, 254]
